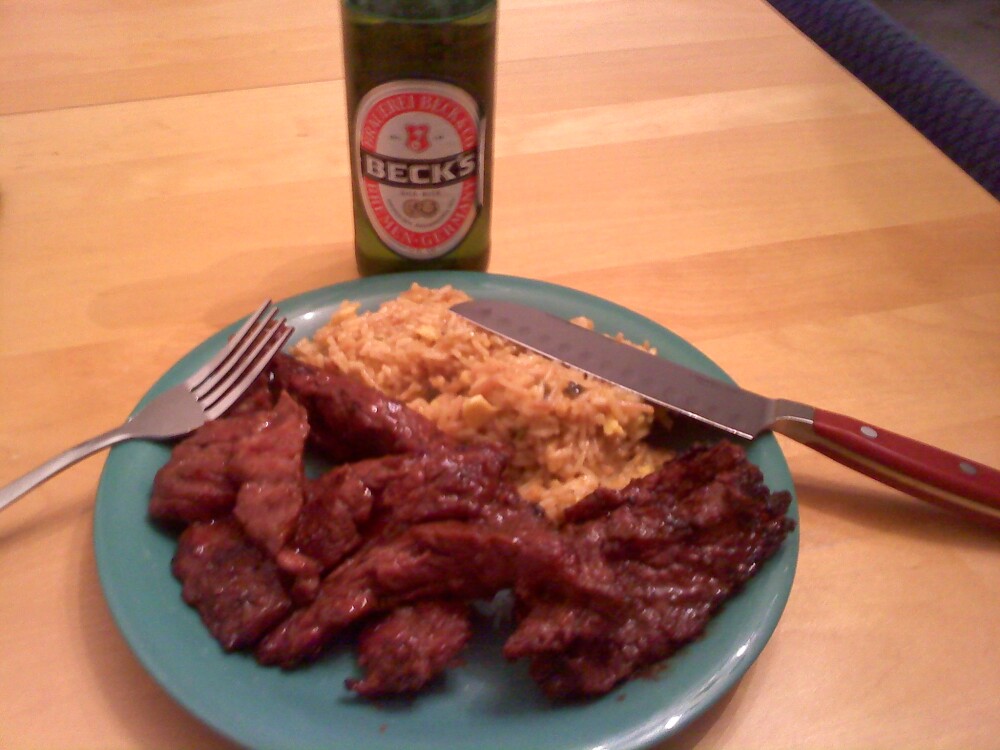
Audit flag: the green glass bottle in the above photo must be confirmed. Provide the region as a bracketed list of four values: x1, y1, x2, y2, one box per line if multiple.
[341, 0, 497, 276]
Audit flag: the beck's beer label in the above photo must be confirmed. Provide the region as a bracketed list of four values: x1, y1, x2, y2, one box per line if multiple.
[354, 80, 482, 259]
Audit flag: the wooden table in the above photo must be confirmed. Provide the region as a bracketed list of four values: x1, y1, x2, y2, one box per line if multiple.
[2, 0, 998, 747]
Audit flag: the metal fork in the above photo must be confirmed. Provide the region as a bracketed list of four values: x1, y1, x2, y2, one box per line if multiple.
[0, 300, 293, 512]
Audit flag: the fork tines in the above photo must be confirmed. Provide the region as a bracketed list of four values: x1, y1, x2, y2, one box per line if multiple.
[185, 301, 293, 418]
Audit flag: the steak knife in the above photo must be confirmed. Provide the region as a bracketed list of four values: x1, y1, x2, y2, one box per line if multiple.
[452, 299, 1000, 528]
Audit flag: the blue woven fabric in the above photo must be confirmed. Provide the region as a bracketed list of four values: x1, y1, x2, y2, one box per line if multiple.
[766, 0, 1000, 200]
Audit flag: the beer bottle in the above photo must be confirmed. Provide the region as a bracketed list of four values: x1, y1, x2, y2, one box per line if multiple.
[341, 0, 497, 276]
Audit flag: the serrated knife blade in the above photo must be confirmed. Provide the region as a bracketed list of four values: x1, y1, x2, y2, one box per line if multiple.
[452, 298, 1000, 528]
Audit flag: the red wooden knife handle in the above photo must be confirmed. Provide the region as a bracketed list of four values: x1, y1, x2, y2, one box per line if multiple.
[807, 409, 1000, 528]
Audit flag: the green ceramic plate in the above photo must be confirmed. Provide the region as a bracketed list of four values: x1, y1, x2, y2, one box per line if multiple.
[94, 272, 798, 750]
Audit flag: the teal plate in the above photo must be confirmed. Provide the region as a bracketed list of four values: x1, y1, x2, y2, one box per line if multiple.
[94, 272, 798, 750]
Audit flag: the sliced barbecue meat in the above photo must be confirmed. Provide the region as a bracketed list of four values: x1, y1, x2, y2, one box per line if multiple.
[150, 389, 309, 550]
[291, 453, 407, 573]
[147, 369, 278, 527]
[370, 443, 513, 533]
[271, 353, 449, 463]
[228, 370, 279, 415]
[256, 514, 560, 668]
[172, 519, 292, 651]
[290, 442, 513, 574]
[346, 601, 473, 697]
[231, 392, 309, 555]
[306, 457, 382, 526]
[503, 441, 795, 698]
[154, 344, 797, 703]
[149, 408, 275, 525]
[293, 474, 368, 573]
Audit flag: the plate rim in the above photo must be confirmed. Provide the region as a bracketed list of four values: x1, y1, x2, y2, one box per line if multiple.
[94, 271, 799, 750]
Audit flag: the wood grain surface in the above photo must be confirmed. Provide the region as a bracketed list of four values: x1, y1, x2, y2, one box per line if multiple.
[1, 0, 998, 748]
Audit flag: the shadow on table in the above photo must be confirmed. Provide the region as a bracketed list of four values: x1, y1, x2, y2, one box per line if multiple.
[0, 494, 87, 546]
[793, 476, 999, 548]
[76, 525, 242, 750]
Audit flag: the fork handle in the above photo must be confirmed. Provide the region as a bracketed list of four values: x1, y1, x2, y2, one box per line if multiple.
[0, 426, 131, 512]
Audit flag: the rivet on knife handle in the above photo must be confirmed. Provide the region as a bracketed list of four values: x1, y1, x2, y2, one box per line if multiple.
[773, 410, 1000, 527]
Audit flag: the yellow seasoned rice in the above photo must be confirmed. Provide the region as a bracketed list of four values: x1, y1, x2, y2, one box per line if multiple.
[293, 284, 672, 518]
